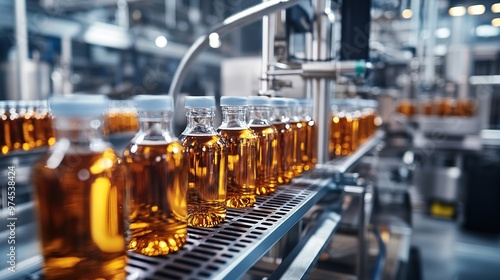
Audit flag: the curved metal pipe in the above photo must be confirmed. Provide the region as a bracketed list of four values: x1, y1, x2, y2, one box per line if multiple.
[167, 0, 304, 100]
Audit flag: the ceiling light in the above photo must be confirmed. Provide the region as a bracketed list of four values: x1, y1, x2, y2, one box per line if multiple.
[435, 27, 451, 39]
[493, 3, 500, 13]
[449, 6, 466, 16]
[468, 4, 485, 15]
[155, 35, 168, 48]
[476, 25, 500, 37]
[402, 9, 413, 19]
[492, 18, 500, 26]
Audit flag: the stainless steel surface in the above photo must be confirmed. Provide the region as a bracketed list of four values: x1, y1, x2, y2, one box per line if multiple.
[168, 0, 304, 101]
[11, 175, 336, 280]
[15, 0, 28, 100]
[481, 129, 500, 146]
[317, 130, 385, 175]
[260, 0, 275, 94]
[416, 116, 482, 137]
[267, 211, 342, 280]
[470, 75, 500, 85]
[414, 166, 463, 202]
[1, 61, 51, 100]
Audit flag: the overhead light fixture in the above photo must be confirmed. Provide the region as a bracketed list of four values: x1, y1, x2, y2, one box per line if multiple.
[435, 27, 451, 39]
[492, 18, 500, 26]
[155, 35, 168, 48]
[468, 4, 485, 15]
[476, 24, 500, 37]
[492, 3, 500, 13]
[449, 6, 466, 16]
[208, 32, 221, 49]
[402, 9, 413, 19]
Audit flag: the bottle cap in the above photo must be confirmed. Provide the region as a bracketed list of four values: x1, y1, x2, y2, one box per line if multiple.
[248, 96, 271, 106]
[184, 96, 215, 109]
[134, 95, 173, 112]
[285, 98, 299, 107]
[298, 99, 313, 106]
[269, 97, 288, 107]
[220, 96, 247, 107]
[49, 94, 108, 117]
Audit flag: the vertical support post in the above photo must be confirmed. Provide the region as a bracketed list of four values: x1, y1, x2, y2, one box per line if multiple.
[15, 0, 28, 100]
[311, 0, 333, 164]
[357, 188, 367, 280]
[423, 0, 437, 87]
[261, 2, 275, 95]
[61, 37, 73, 95]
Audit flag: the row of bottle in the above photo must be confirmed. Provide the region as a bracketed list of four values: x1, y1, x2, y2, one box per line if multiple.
[0, 100, 55, 154]
[329, 99, 379, 158]
[32, 94, 318, 279]
[396, 97, 476, 117]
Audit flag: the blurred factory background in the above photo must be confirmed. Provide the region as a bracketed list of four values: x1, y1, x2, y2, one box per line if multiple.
[0, 0, 500, 279]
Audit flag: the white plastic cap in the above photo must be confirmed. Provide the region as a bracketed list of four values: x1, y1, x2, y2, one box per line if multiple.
[298, 99, 313, 106]
[269, 97, 288, 107]
[285, 98, 299, 107]
[134, 95, 173, 112]
[184, 96, 215, 109]
[248, 96, 270, 106]
[220, 96, 247, 107]
[49, 95, 108, 117]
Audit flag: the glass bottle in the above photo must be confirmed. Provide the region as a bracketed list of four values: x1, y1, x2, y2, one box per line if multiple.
[123, 95, 187, 256]
[270, 97, 293, 184]
[178, 96, 227, 227]
[247, 96, 279, 195]
[6, 101, 24, 151]
[297, 99, 317, 171]
[19, 100, 36, 151]
[286, 98, 304, 176]
[217, 96, 257, 208]
[0, 101, 11, 154]
[32, 95, 126, 280]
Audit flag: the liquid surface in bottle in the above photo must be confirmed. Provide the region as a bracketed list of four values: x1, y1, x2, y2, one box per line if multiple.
[248, 124, 278, 195]
[300, 120, 317, 171]
[104, 111, 139, 135]
[218, 128, 256, 208]
[271, 122, 293, 183]
[179, 134, 226, 227]
[33, 149, 126, 280]
[123, 141, 188, 256]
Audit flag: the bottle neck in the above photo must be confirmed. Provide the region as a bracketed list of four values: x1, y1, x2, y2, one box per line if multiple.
[248, 106, 271, 125]
[270, 106, 289, 123]
[219, 106, 247, 128]
[183, 108, 217, 134]
[54, 115, 105, 146]
[298, 105, 313, 121]
[138, 111, 173, 136]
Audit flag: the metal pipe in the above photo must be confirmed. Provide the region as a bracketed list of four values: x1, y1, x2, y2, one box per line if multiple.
[261, 1, 276, 94]
[15, 0, 28, 100]
[423, 0, 437, 87]
[310, 0, 334, 164]
[61, 37, 73, 95]
[168, 0, 304, 100]
[165, 0, 176, 28]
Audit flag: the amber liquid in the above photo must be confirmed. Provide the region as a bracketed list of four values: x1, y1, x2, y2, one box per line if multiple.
[330, 114, 343, 159]
[33, 149, 126, 280]
[456, 99, 476, 116]
[178, 134, 227, 227]
[123, 141, 188, 256]
[396, 100, 416, 117]
[248, 125, 279, 195]
[271, 122, 293, 184]
[21, 110, 36, 150]
[289, 121, 304, 176]
[436, 99, 454, 116]
[300, 120, 317, 171]
[104, 111, 139, 135]
[8, 110, 24, 150]
[0, 112, 11, 154]
[422, 102, 433, 116]
[217, 128, 256, 208]
[358, 114, 369, 144]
